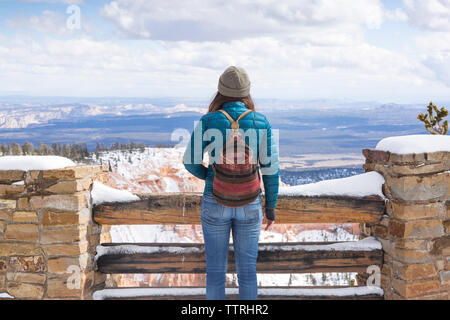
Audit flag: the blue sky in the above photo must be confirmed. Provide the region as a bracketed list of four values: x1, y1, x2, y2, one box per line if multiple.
[0, 0, 449, 104]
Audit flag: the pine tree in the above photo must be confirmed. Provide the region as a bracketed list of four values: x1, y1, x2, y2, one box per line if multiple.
[81, 143, 89, 159]
[52, 143, 61, 155]
[418, 102, 448, 135]
[22, 141, 34, 155]
[0, 144, 8, 156]
[11, 142, 22, 155]
[110, 142, 119, 151]
[62, 144, 71, 158]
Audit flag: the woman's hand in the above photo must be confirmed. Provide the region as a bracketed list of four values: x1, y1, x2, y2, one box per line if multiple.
[263, 207, 275, 231]
[262, 216, 274, 231]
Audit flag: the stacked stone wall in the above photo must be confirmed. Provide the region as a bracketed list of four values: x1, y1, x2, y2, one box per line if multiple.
[363, 149, 449, 300]
[0, 165, 110, 299]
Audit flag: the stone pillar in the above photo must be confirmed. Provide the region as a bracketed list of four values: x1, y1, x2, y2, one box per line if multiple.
[0, 164, 109, 299]
[363, 149, 449, 300]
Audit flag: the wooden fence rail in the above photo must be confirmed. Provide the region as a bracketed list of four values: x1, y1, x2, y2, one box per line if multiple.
[96, 242, 383, 274]
[94, 193, 386, 225]
[93, 193, 386, 300]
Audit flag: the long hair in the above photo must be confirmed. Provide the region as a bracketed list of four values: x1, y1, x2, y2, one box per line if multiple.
[207, 92, 255, 113]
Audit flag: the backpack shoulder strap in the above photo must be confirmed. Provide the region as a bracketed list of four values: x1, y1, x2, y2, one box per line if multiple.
[236, 109, 253, 122]
[218, 109, 253, 130]
[218, 109, 234, 123]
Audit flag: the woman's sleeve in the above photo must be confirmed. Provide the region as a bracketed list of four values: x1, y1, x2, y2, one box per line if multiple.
[183, 117, 208, 180]
[259, 120, 280, 210]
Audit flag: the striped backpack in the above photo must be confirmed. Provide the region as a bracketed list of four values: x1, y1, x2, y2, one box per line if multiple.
[212, 109, 261, 207]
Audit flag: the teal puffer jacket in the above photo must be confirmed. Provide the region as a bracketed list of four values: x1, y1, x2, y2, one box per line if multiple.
[183, 101, 279, 210]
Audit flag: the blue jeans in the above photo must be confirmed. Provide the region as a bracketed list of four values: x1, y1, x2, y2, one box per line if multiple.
[201, 192, 263, 300]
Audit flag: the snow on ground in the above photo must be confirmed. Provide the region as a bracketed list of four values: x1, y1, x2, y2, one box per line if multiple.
[258, 227, 357, 243]
[93, 286, 383, 300]
[92, 147, 205, 247]
[289, 228, 358, 242]
[110, 224, 358, 244]
[0, 155, 75, 170]
[253, 272, 357, 287]
[278, 171, 385, 198]
[91, 181, 140, 205]
[162, 177, 180, 192]
[93, 147, 201, 194]
[110, 225, 204, 243]
[0, 292, 14, 299]
[376, 134, 450, 154]
[259, 237, 381, 252]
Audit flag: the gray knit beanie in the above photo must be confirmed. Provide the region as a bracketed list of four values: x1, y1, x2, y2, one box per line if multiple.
[218, 66, 251, 98]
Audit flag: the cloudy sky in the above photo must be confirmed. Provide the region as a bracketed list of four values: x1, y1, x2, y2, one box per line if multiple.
[0, 0, 449, 103]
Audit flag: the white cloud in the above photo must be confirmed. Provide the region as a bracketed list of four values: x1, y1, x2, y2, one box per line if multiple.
[415, 31, 450, 85]
[384, 8, 409, 22]
[101, 0, 386, 41]
[0, 0, 449, 101]
[0, 34, 434, 100]
[18, 0, 83, 4]
[401, 1, 450, 87]
[5, 8, 98, 38]
[404, 0, 450, 31]
[6, 10, 68, 35]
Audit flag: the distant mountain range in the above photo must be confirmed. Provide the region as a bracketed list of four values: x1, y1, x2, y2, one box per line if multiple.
[0, 101, 205, 129]
[280, 166, 365, 186]
[0, 96, 429, 155]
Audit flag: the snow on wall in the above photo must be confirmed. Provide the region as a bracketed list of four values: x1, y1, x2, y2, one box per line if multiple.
[278, 171, 385, 198]
[93, 286, 383, 300]
[376, 134, 450, 154]
[0, 292, 14, 299]
[91, 181, 140, 205]
[0, 155, 75, 170]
